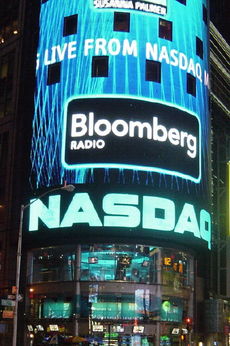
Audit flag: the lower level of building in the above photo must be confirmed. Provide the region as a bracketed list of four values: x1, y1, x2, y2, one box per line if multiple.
[23, 243, 195, 345]
[1, 242, 228, 345]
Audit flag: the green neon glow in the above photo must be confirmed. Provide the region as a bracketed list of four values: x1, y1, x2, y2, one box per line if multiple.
[43, 301, 71, 319]
[29, 192, 211, 249]
[29, 195, 61, 231]
[174, 203, 201, 238]
[200, 209, 211, 246]
[91, 302, 138, 319]
[61, 94, 201, 183]
[160, 301, 182, 322]
[143, 196, 175, 230]
[103, 193, 140, 227]
[60, 193, 102, 227]
[162, 300, 171, 312]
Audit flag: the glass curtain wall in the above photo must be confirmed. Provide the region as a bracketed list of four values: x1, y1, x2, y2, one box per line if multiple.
[26, 244, 194, 345]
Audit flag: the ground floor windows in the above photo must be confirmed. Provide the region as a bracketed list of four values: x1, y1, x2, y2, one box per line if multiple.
[28, 244, 194, 289]
[25, 243, 194, 345]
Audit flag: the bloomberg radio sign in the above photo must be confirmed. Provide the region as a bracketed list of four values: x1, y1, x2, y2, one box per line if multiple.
[62, 96, 200, 181]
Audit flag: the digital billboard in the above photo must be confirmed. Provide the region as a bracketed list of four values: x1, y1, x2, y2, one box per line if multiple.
[30, 0, 211, 248]
[63, 96, 200, 181]
[93, 0, 167, 15]
[32, 0, 209, 186]
[27, 188, 211, 249]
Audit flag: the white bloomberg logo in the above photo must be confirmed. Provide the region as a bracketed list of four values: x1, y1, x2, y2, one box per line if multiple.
[70, 112, 197, 159]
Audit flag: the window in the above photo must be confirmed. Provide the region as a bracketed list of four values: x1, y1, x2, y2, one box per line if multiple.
[92, 56, 109, 77]
[160, 299, 183, 322]
[0, 52, 14, 118]
[196, 37, 203, 59]
[29, 247, 75, 283]
[0, 132, 9, 204]
[42, 299, 72, 318]
[146, 60, 161, 83]
[28, 294, 73, 319]
[203, 5, 207, 25]
[0, 133, 8, 170]
[159, 19, 172, 41]
[176, 0, 186, 4]
[63, 14, 78, 36]
[80, 244, 157, 284]
[47, 62, 61, 85]
[162, 250, 193, 288]
[114, 12, 130, 32]
[0, 6, 19, 45]
[187, 73, 196, 96]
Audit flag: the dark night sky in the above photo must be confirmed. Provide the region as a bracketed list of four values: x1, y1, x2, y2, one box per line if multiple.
[210, 0, 230, 44]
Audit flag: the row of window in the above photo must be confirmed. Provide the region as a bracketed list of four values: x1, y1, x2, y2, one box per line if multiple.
[0, 132, 9, 206]
[62, 12, 205, 52]
[0, 5, 19, 45]
[29, 244, 194, 288]
[0, 51, 14, 118]
[28, 293, 184, 323]
[47, 58, 197, 96]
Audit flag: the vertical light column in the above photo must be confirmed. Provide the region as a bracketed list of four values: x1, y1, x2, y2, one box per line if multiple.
[227, 162, 230, 296]
[227, 162, 230, 236]
[74, 244, 81, 336]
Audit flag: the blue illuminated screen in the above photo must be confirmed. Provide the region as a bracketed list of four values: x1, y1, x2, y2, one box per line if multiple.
[31, 0, 209, 187]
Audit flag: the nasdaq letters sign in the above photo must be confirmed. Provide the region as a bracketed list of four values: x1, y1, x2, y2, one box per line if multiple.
[28, 192, 211, 249]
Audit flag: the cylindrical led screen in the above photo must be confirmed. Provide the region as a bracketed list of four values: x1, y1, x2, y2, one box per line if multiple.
[30, 0, 211, 249]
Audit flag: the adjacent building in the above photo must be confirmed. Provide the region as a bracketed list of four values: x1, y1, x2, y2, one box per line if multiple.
[204, 22, 230, 346]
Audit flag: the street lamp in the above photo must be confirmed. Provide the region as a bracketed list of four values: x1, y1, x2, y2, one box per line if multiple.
[12, 184, 75, 346]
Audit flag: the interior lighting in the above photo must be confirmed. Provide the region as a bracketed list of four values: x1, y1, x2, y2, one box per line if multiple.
[185, 317, 192, 324]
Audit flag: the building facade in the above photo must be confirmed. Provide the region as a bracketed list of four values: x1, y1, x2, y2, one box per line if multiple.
[24, 0, 211, 345]
[0, 0, 38, 343]
[204, 22, 230, 346]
